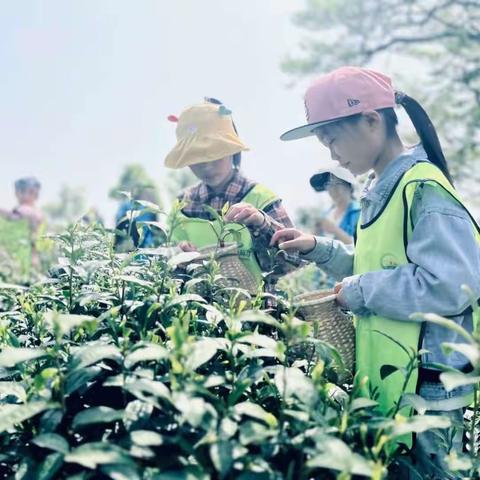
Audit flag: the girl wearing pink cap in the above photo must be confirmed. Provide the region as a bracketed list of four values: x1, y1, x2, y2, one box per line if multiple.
[273, 66, 480, 476]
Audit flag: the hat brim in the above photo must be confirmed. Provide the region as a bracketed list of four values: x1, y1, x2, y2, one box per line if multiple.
[280, 119, 338, 141]
[309, 172, 330, 192]
[165, 134, 249, 169]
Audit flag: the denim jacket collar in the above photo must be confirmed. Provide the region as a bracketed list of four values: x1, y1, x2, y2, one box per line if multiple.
[361, 144, 428, 206]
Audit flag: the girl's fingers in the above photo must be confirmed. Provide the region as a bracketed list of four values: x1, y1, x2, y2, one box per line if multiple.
[231, 209, 254, 222]
[226, 204, 253, 222]
[278, 239, 302, 251]
[270, 229, 298, 246]
[225, 205, 240, 220]
[241, 212, 262, 226]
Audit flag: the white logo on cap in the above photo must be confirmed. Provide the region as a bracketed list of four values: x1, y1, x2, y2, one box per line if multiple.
[304, 99, 310, 121]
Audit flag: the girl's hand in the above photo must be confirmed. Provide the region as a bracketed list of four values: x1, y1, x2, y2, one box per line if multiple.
[334, 283, 348, 309]
[270, 228, 316, 254]
[225, 203, 265, 227]
[178, 241, 198, 252]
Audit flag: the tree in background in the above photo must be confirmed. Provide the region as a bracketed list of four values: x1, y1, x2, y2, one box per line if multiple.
[109, 164, 161, 206]
[283, 0, 480, 180]
[43, 185, 87, 228]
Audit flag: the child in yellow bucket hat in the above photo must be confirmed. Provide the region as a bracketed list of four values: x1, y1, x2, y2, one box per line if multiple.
[165, 98, 294, 284]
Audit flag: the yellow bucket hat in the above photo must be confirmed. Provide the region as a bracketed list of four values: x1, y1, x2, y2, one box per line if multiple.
[164, 102, 249, 169]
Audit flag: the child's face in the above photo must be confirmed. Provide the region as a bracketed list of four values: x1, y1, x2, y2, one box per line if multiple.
[16, 187, 39, 205]
[316, 112, 385, 176]
[326, 178, 351, 204]
[190, 156, 233, 187]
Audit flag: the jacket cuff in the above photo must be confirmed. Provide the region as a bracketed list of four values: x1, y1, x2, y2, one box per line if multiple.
[300, 236, 334, 264]
[341, 274, 371, 316]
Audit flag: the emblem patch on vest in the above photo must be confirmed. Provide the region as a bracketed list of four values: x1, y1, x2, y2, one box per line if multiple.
[380, 254, 400, 270]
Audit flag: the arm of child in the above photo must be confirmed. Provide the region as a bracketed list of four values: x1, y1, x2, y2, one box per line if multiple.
[271, 228, 355, 281]
[226, 200, 302, 272]
[340, 184, 480, 319]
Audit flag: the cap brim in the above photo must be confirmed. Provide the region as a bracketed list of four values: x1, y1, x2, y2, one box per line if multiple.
[280, 119, 338, 141]
[309, 172, 330, 192]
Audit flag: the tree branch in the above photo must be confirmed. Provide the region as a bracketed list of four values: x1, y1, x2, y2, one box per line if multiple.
[362, 32, 457, 57]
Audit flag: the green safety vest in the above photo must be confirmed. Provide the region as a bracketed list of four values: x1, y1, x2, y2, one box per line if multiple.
[170, 184, 278, 282]
[0, 217, 32, 279]
[354, 162, 480, 420]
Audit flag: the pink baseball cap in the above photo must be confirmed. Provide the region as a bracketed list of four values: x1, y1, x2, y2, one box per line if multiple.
[281, 66, 396, 141]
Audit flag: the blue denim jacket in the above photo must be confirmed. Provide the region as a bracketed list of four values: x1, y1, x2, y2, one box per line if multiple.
[303, 145, 480, 402]
[115, 201, 157, 248]
[339, 201, 360, 237]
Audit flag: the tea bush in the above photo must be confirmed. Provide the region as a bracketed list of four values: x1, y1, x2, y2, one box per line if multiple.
[0, 223, 477, 479]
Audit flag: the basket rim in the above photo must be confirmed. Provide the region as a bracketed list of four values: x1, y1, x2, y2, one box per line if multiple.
[195, 242, 238, 261]
[293, 290, 337, 307]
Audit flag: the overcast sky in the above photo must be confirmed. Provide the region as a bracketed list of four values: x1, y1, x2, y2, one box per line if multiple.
[0, 0, 334, 224]
[3, 1, 476, 226]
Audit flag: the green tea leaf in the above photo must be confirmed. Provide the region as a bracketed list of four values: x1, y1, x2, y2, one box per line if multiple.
[349, 398, 378, 412]
[0, 381, 27, 401]
[441, 342, 480, 366]
[101, 464, 141, 480]
[72, 406, 124, 429]
[307, 435, 373, 476]
[32, 433, 69, 454]
[125, 344, 169, 369]
[389, 414, 451, 438]
[399, 393, 429, 415]
[239, 420, 275, 445]
[65, 366, 103, 394]
[174, 393, 217, 430]
[44, 311, 96, 337]
[380, 364, 399, 380]
[65, 442, 133, 469]
[233, 402, 278, 428]
[210, 441, 234, 477]
[238, 333, 278, 350]
[36, 452, 64, 480]
[440, 371, 480, 392]
[70, 344, 121, 370]
[150, 469, 209, 480]
[274, 367, 316, 406]
[0, 401, 59, 433]
[167, 252, 201, 268]
[0, 347, 48, 368]
[124, 378, 172, 405]
[118, 275, 153, 288]
[165, 294, 206, 309]
[186, 338, 220, 371]
[133, 199, 163, 213]
[130, 430, 163, 447]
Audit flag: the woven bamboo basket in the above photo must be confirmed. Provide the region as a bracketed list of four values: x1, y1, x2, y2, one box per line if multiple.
[293, 290, 355, 381]
[194, 243, 260, 295]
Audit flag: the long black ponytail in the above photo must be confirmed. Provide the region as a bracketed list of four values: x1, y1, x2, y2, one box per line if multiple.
[395, 91, 453, 185]
[204, 96, 242, 171]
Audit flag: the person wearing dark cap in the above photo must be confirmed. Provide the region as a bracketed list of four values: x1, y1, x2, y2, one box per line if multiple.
[309, 165, 360, 244]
